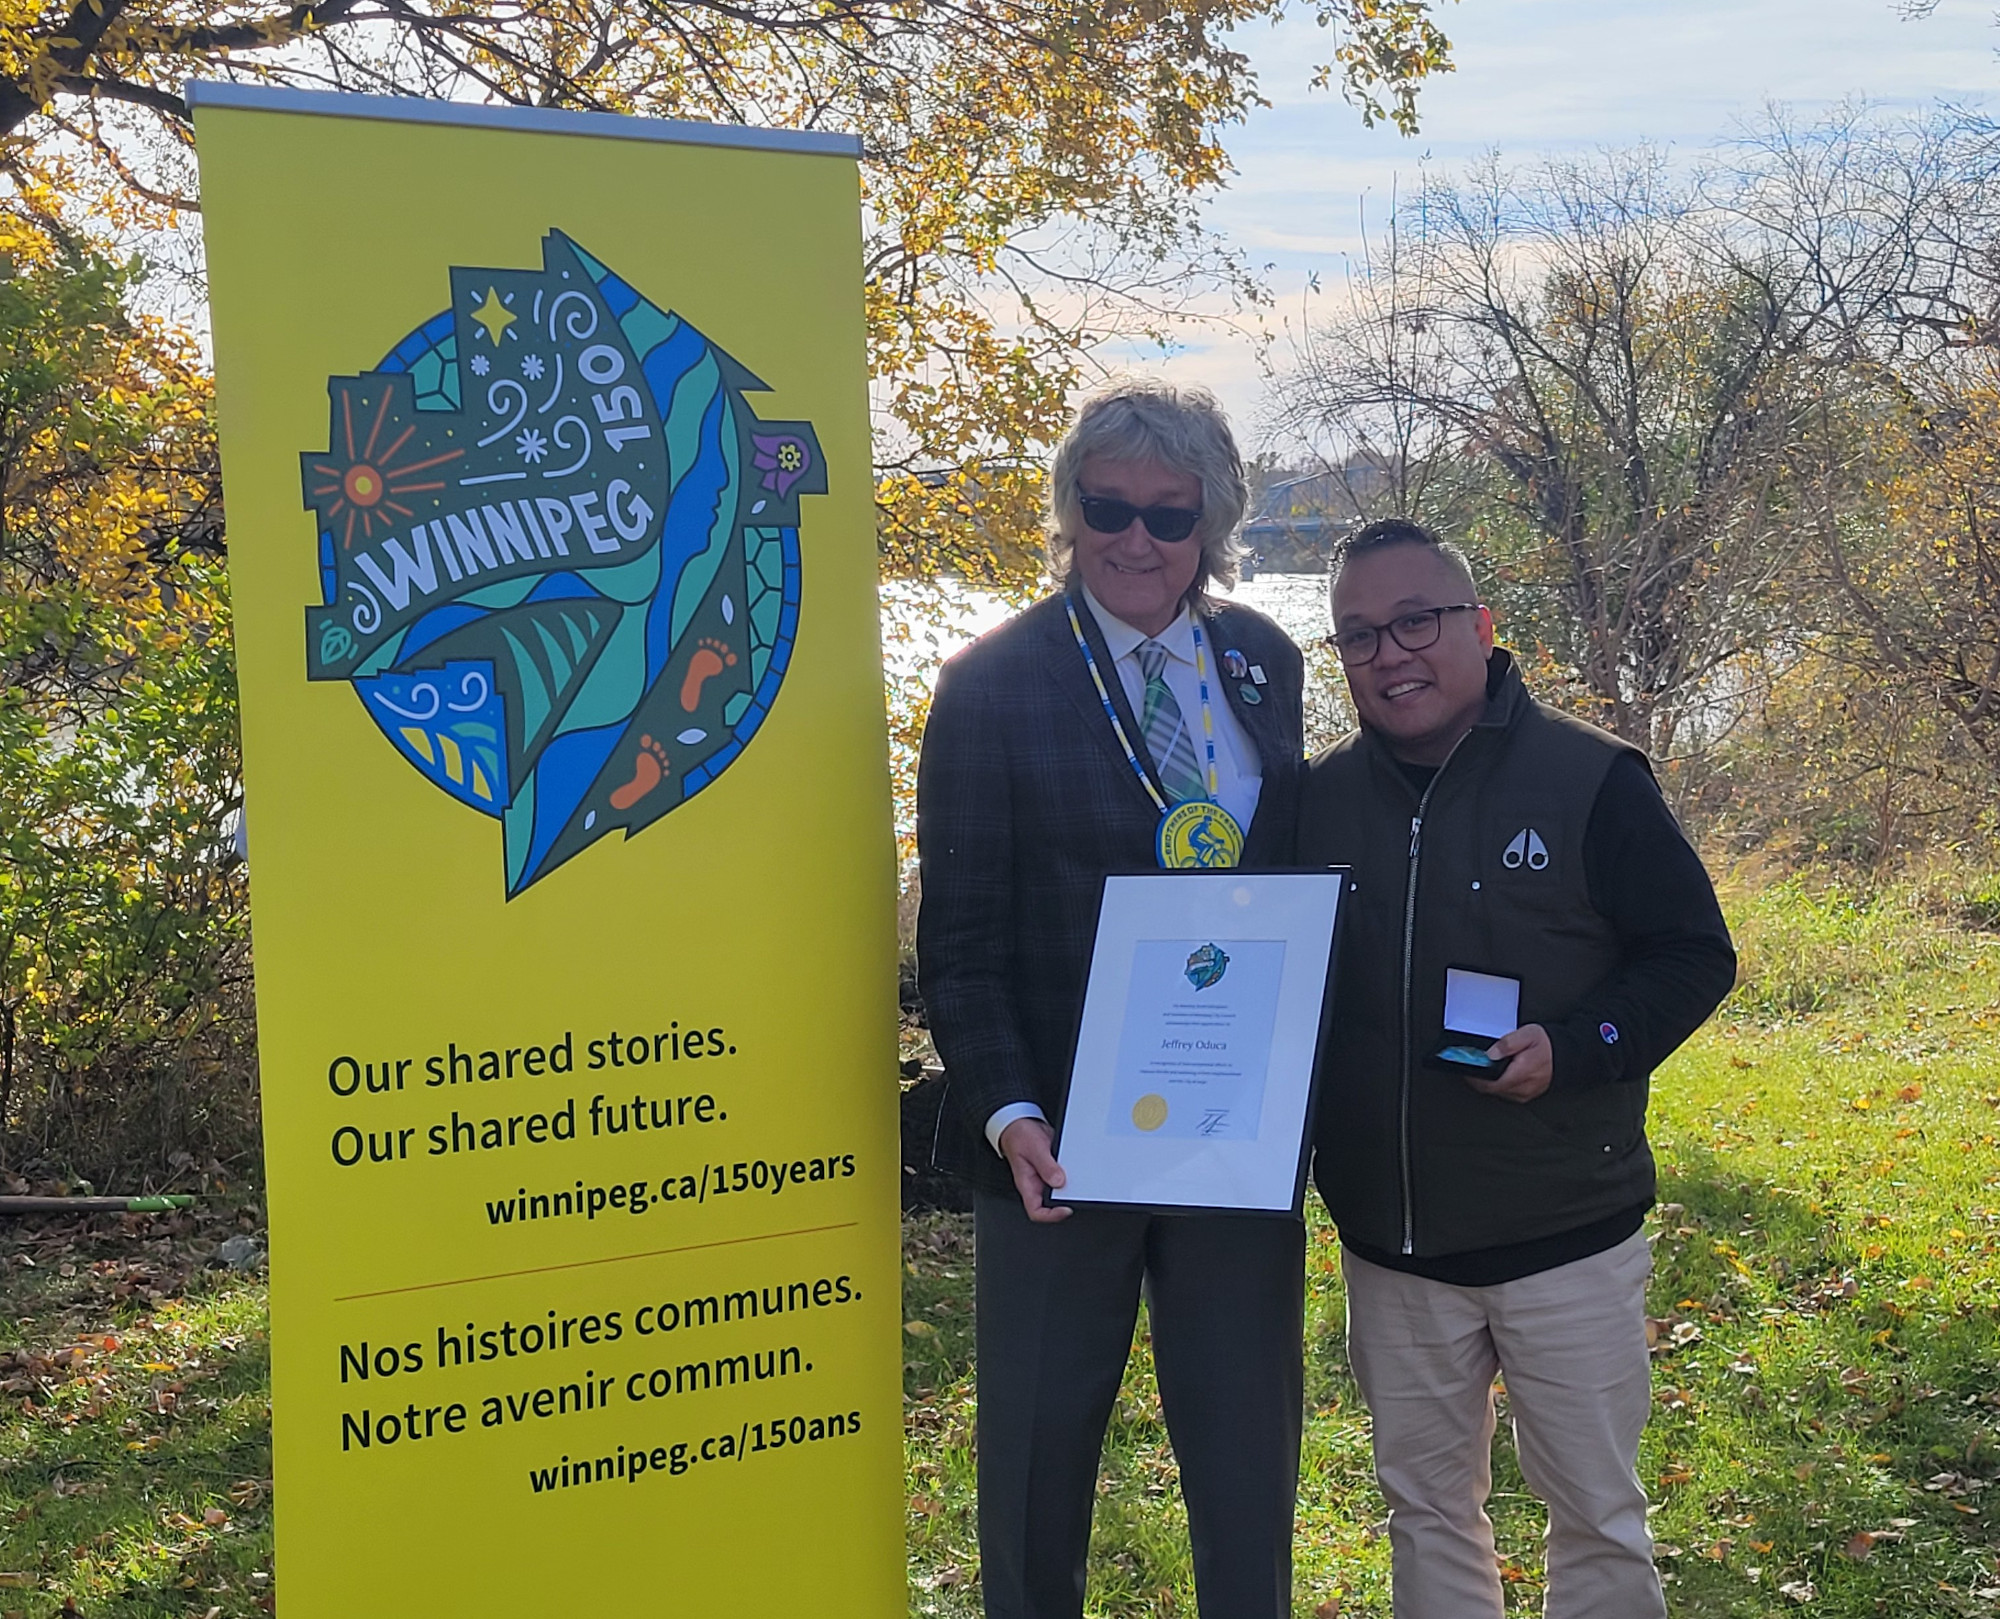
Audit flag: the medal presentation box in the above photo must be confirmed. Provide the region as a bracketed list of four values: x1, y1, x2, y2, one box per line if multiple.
[193, 84, 902, 1614]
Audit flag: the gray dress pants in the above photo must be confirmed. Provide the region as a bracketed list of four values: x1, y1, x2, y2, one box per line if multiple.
[972, 1191, 1306, 1619]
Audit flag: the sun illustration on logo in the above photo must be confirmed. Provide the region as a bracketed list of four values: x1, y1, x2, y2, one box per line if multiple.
[302, 231, 823, 897]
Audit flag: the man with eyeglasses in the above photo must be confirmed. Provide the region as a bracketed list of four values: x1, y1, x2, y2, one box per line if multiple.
[1301, 519, 1735, 1619]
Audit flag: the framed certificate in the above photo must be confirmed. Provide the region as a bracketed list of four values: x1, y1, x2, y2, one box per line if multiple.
[1052, 869, 1345, 1215]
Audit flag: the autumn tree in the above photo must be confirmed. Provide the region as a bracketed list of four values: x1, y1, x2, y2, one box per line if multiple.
[0, 223, 249, 1180]
[1265, 119, 1982, 766]
[2, 0, 1458, 599]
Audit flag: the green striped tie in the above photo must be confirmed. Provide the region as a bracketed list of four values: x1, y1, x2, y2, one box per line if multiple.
[1137, 639, 1205, 804]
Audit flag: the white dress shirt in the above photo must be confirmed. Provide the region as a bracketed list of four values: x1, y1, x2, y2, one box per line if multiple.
[985, 589, 1267, 1154]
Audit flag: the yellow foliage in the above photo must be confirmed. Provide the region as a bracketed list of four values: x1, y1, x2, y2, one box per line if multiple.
[0, 0, 1456, 599]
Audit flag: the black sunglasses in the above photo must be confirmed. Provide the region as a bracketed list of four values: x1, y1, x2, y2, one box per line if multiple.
[1078, 493, 1204, 544]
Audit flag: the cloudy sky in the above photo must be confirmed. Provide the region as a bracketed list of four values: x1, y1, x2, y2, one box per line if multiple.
[1140, 0, 2000, 436]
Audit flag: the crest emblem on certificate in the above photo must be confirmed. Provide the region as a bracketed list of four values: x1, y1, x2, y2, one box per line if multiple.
[301, 230, 822, 896]
[1183, 942, 1230, 991]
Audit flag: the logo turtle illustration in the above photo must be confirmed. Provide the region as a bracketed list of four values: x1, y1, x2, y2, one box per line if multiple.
[301, 231, 823, 896]
[1184, 943, 1230, 992]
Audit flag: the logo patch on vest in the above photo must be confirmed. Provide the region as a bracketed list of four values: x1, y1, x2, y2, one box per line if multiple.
[1502, 828, 1550, 871]
[1600, 1022, 1620, 1045]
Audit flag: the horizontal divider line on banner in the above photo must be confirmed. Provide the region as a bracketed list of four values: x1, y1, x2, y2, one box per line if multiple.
[332, 1220, 861, 1303]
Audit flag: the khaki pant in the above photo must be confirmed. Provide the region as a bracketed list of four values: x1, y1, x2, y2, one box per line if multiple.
[1342, 1231, 1664, 1619]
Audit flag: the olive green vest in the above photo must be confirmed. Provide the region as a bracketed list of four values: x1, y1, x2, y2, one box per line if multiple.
[1302, 653, 1653, 1258]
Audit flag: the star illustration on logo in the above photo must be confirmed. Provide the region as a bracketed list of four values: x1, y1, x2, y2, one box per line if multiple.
[1184, 942, 1230, 992]
[301, 230, 824, 897]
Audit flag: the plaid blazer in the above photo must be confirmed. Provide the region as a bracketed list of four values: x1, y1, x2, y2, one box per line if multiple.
[915, 586, 1306, 1192]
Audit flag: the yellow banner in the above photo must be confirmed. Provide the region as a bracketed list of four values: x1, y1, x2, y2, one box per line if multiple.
[194, 86, 902, 1613]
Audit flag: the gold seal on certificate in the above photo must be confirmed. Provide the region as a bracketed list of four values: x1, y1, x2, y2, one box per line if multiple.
[1053, 870, 1346, 1214]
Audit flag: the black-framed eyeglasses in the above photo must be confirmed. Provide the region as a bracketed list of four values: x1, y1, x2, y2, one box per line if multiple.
[1323, 604, 1481, 666]
[1078, 493, 1204, 544]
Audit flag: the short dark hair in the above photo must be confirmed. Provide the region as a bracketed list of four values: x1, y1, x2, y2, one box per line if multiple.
[1329, 517, 1480, 601]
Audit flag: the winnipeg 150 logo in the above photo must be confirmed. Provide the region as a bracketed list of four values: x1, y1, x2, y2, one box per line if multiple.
[302, 230, 822, 897]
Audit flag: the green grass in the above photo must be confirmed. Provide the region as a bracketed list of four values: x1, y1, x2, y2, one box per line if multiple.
[11, 874, 2000, 1615]
[0, 1210, 272, 1617]
[906, 872, 2000, 1617]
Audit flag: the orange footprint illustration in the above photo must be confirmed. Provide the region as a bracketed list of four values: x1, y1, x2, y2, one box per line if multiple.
[609, 735, 671, 810]
[680, 637, 738, 712]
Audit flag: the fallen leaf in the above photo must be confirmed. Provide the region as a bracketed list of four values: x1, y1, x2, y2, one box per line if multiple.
[1660, 1465, 1695, 1486]
[1779, 1578, 1817, 1603]
[1313, 1600, 1343, 1619]
[1843, 1532, 1879, 1560]
[902, 1320, 935, 1337]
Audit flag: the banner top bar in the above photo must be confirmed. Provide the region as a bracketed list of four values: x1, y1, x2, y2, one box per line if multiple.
[183, 81, 864, 159]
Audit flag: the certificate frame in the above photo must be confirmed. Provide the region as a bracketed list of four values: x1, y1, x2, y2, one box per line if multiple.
[1051, 868, 1347, 1217]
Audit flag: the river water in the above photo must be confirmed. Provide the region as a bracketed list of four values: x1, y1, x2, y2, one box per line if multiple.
[883, 572, 1332, 675]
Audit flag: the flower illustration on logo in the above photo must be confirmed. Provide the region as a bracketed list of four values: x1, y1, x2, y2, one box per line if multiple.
[753, 433, 813, 498]
[300, 230, 824, 896]
[1184, 942, 1230, 992]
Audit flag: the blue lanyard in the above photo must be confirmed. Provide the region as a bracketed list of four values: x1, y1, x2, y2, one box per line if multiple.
[1065, 600, 1220, 810]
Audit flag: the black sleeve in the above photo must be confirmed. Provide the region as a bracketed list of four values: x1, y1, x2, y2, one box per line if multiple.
[914, 653, 1040, 1130]
[1547, 753, 1738, 1090]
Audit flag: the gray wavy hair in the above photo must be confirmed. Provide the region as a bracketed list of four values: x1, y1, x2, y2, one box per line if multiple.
[1047, 382, 1249, 597]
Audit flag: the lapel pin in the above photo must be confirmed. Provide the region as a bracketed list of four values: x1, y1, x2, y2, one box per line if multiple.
[1239, 683, 1262, 705]
[1249, 664, 1267, 685]
[1222, 648, 1248, 679]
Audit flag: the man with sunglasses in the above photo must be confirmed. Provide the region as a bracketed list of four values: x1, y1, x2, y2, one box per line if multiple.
[1302, 519, 1735, 1619]
[917, 384, 1307, 1619]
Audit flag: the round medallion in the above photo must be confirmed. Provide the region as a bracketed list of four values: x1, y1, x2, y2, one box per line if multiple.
[1157, 800, 1244, 869]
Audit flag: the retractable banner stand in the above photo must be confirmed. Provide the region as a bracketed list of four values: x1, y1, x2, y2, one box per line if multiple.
[192, 85, 902, 1613]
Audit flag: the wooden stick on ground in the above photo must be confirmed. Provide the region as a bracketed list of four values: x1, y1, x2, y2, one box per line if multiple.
[0, 1195, 196, 1215]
